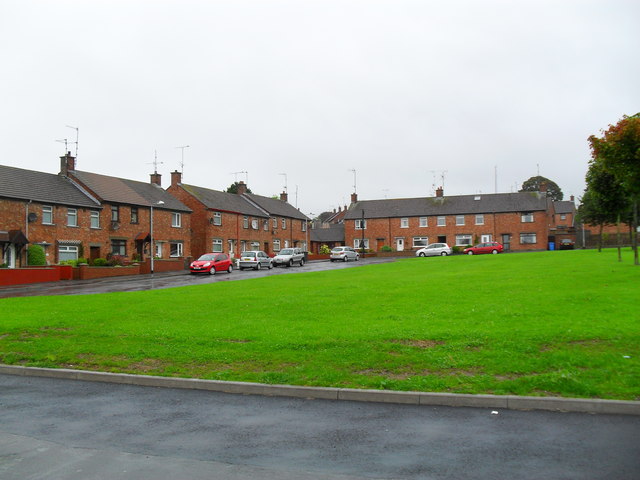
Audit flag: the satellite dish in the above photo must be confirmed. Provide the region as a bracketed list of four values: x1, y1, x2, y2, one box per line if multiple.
[28, 212, 37, 222]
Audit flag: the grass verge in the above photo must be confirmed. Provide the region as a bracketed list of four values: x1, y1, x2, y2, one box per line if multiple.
[1, 249, 638, 400]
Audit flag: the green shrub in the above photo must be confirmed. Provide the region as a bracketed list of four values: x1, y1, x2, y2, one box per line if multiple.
[381, 245, 393, 252]
[77, 257, 88, 264]
[319, 244, 331, 255]
[27, 245, 46, 266]
[0, 263, 7, 269]
[58, 260, 77, 267]
[452, 246, 463, 254]
[93, 258, 108, 267]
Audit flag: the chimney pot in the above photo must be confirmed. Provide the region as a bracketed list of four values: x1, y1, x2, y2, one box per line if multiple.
[150, 172, 162, 187]
[435, 186, 444, 198]
[570, 195, 574, 202]
[59, 152, 75, 176]
[280, 191, 288, 202]
[237, 181, 247, 195]
[350, 192, 358, 203]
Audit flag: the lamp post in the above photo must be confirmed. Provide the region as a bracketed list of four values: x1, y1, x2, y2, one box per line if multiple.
[361, 209, 365, 259]
[305, 213, 314, 254]
[150, 200, 165, 274]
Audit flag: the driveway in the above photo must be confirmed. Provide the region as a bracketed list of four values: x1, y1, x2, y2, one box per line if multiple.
[0, 258, 395, 299]
[1, 374, 639, 480]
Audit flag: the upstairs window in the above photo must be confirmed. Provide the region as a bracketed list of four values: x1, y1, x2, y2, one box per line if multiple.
[475, 214, 484, 225]
[521, 212, 534, 223]
[355, 219, 367, 230]
[111, 205, 120, 222]
[437, 216, 446, 227]
[400, 218, 409, 228]
[171, 212, 181, 228]
[455, 215, 465, 226]
[42, 205, 53, 224]
[67, 208, 78, 227]
[131, 207, 139, 224]
[281, 218, 287, 230]
[243, 216, 249, 229]
[213, 212, 222, 225]
[419, 217, 428, 227]
[90, 210, 100, 229]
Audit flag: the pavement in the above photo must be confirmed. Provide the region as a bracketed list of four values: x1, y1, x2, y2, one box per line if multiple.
[2, 373, 639, 480]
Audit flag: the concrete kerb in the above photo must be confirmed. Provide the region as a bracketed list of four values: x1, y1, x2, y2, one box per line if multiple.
[2, 364, 639, 415]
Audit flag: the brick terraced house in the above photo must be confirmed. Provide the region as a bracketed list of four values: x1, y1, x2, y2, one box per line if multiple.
[343, 187, 555, 252]
[168, 172, 309, 259]
[0, 153, 192, 267]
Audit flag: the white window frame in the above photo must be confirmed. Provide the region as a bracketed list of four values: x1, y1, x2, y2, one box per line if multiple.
[251, 219, 259, 230]
[212, 238, 223, 253]
[437, 216, 446, 227]
[243, 216, 249, 229]
[58, 245, 79, 262]
[560, 214, 566, 220]
[475, 214, 484, 225]
[419, 217, 428, 227]
[131, 207, 139, 224]
[455, 234, 473, 246]
[413, 237, 429, 247]
[355, 219, 367, 230]
[455, 215, 465, 226]
[520, 233, 537, 244]
[263, 219, 269, 231]
[171, 212, 181, 228]
[67, 208, 78, 227]
[521, 212, 534, 223]
[273, 239, 281, 251]
[400, 218, 409, 228]
[170, 242, 183, 257]
[272, 217, 277, 228]
[213, 212, 222, 226]
[354, 238, 369, 250]
[90, 210, 100, 229]
[301, 220, 307, 232]
[111, 205, 120, 222]
[42, 205, 53, 225]
[281, 218, 287, 230]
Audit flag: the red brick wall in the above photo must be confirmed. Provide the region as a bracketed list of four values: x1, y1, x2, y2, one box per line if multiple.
[345, 211, 551, 252]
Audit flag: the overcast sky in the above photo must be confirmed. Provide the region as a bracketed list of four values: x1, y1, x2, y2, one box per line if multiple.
[1, 0, 638, 216]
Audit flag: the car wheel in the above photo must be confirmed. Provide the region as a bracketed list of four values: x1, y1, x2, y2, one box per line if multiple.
[268, 262, 273, 270]
[227, 265, 233, 273]
[343, 256, 348, 262]
[300, 259, 304, 267]
[256, 263, 261, 270]
[289, 259, 294, 267]
[491, 249, 498, 254]
[419, 252, 426, 257]
[209, 266, 216, 275]
[441, 251, 447, 256]
[355, 255, 359, 261]
[467, 251, 474, 255]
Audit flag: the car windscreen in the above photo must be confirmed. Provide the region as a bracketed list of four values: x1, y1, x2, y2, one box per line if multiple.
[279, 249, 293, 254]
[241, 252, 256, 258]
[198, 254, 215, 261]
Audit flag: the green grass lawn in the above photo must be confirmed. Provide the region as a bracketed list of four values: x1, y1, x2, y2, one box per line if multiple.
[1, 249, 639, 400]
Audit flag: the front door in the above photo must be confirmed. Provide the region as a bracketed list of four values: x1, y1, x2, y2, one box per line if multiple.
[396, 238, 404, 251]
[481, 234, 492, 243]
[501, 234, 511, 251]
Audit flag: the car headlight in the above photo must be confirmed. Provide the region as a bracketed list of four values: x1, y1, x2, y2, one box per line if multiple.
[203, 262, 211, 267]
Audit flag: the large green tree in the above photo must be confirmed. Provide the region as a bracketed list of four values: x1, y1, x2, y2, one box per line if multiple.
[588, 113, 640, 265]
[520, 176, 564, 201]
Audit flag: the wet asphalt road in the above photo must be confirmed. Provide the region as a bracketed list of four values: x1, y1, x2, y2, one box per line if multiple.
[0, 258, 395, 298]
[1, 374, 639, 480]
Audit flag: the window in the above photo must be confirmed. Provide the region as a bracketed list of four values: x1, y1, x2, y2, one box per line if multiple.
[251, 219, 259, 230]
[281, 218, 287, 229]
[67, 208, 78, 227]
[401, 218, 409, 228]
[154, 242, 162, 258]
[111, 205, 120, 222]
[273, 239, 281, 251]
[354, 238, 369, 249]
[475, 214, 484, 225]
[272, 217, 277, 228]
[212, 239, 223, 252]
[111, 239, 126, 256]
[560, 214, 566, 220]
[355, 219, 367, 230]
[131, 207, 139, 224]
[413, 237, 429, 247]
[456, 215, 465, 226]
[419, 217, 428, 227]
[171, 212, 181, 227]
[251, 241, 260, 250]
[213, 212, 222, 225]
[170, 242, 183, 257]
[263, 220, 269, 231]
[437, 216, 446, 227]
[301, 220, 307, 232]
[520, 233, 537, 244]
[90, 210, 100, 229]
[58, 245, 78, 262]
[521, 212, 534, 223]
[243, 216, 249, 229]
[42, 205, 53, 224]
[456, 234, 473, 246]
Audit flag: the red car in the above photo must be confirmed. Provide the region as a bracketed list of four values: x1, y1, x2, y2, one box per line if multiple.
[189, 253, 233, 274]
[463, 242, 504, 255]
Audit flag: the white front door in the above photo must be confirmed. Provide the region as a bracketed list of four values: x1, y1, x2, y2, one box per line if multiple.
[4, 244, 16, 268]
[481, 234, 492, 243]
[396, 238, 404, 251]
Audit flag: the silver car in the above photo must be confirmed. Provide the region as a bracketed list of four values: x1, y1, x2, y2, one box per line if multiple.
[273, 248, 305, 267]
[415, 243, 452, 257]
[238, 251, 273, 270]
[330, 246, 359, 262]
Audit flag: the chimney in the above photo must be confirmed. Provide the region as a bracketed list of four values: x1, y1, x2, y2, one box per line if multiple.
[59, 152, 75, 176]
[237, 181, 247, 195]
[150, 172, 162, 186]
[280, 191, 288, 202]
[351, 192, 358, 203]
[435, 186, 444, 198]
[539, 181, 548, 193]
[570, 195, 574, 202]
[333, 208, 336, 213]
[170, 170, 182, 187]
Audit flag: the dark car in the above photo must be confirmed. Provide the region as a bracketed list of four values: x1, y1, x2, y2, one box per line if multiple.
[463, 242, 504, 255]
[559, 239, 575, 250]
[189, 253, 233, 275]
